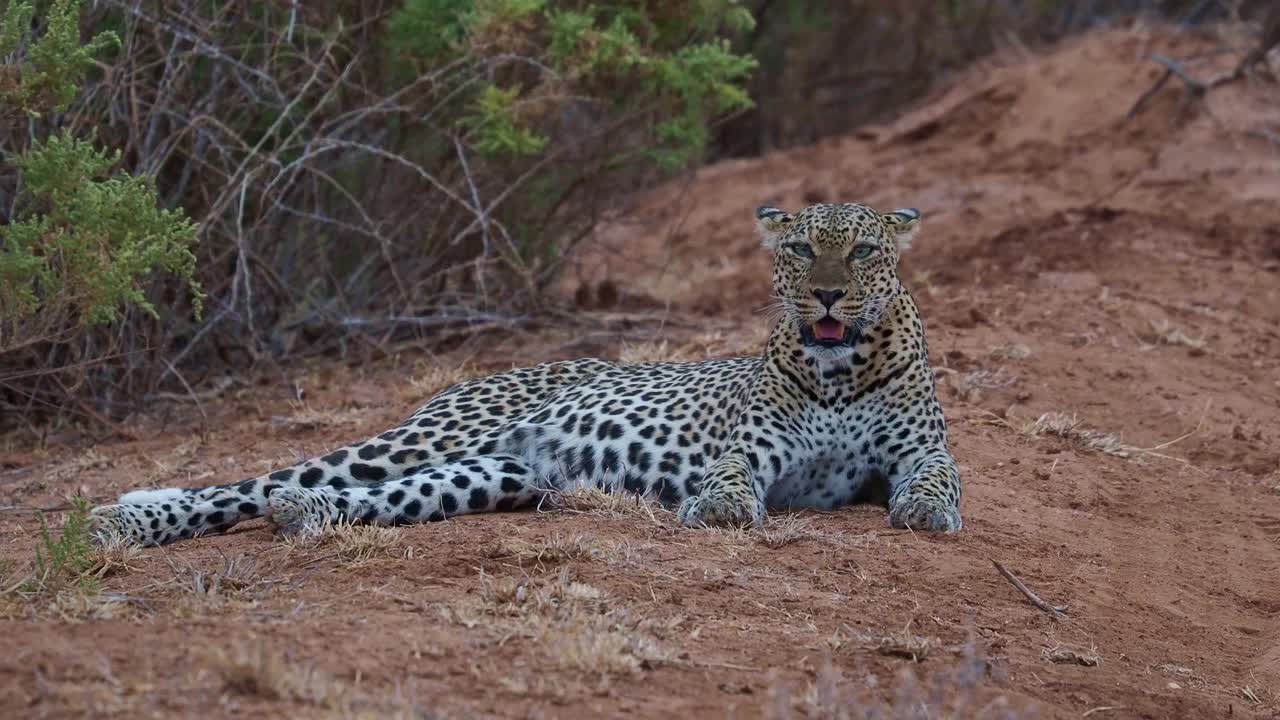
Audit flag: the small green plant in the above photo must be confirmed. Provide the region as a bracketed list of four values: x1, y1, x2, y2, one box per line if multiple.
[1, 498, 140, 618]
[30, 497, 99, 597]
[463, 84, 551, 157]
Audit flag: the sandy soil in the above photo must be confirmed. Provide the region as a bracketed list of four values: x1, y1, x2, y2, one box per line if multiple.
[3, 26, 1280, 720]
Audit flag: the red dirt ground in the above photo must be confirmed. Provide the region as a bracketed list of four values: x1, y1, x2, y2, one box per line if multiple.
[3, 26, 1279, 720]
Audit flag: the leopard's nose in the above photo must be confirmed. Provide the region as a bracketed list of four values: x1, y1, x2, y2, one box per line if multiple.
[811, 288, 846, 310]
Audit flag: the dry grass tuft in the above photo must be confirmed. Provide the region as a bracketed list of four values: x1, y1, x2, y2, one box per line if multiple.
[202, 644, 436, 718]
[1042, 641, 1101, 667]
[41, 591, 136, 622]
[836, 625, 938, 662]
[953, 367, 1019, 404]
[168, 552, 272, 606]
[274, 405, 369, 431]
[408, 363, 472, 394]
[1140, 317, 1206, 350]
[489, 532, 601, 566]
[544, 486, 673, 526]
[1025, 412, 1138, 458]
[141, 440, 211, 486]
[83, 534, 144, 580]
[619, 330, 743, 365]
[619, 340, 682, 364]
[204, 644, 350, 708]
[987, 343, 1032, 362]
[468, 565, 673, 679]
[327, 522, 406, 562]
[876, 630, 937, 662]
[990, 401, 1207, 465]
[479, 566, 607, 620]
[546, 621, 662, 675]
[280, 520, 411, 565]
[756, 514, 843, 549]
[44, 449, 111, 483]
[770, 641, 1020, 719]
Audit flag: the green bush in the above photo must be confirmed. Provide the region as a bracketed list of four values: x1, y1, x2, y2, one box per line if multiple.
[0, 0, 118, 116]
[1, 131, 202, 326]
[0, 0, 201, 418]
[1, 0, 757, 428]
[389, 0, 756, 170]
[383, 0, 758, 269]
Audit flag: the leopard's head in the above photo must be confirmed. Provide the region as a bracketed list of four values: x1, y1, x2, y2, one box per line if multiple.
[757, 202, 920, 360]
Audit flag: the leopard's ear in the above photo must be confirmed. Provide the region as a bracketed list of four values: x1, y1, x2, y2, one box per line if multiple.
[882, 208, 921, 251]
[756, 205, 794, 250]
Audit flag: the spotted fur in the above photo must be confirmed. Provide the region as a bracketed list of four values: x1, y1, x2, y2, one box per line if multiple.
[92, 202, 962, 546]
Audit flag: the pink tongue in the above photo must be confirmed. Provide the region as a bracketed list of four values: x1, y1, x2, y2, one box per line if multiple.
[814, 318, 846, 340]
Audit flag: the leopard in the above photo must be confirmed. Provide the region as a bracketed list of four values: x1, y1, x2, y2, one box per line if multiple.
[91, 201, 963, 546]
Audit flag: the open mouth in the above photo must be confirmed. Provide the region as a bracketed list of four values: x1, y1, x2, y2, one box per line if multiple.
[800, 317, 858, 348]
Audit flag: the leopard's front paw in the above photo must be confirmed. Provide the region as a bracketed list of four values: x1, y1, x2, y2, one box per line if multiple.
[677, 487, 765, 528]
[888, 494, 961, 533]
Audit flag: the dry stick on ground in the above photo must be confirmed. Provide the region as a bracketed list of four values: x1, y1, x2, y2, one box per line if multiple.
[1247, 128, 1280, 147]
[991, 560, 1068, 620]
[0, 505, 72, 514]
[1127, 7, 1280, 121]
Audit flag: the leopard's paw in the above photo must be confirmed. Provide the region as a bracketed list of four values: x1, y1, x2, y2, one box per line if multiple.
[888, 494, 961, 533]
[91, 504, 154, 546]
[267, 487, 339, 538]
[677, 488, 765, 529]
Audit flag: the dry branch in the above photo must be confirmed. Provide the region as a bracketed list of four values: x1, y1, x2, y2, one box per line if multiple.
[991, 559, 1068, 620]
[1128, 7, 1280, 120]
[4, 0, 662, 428]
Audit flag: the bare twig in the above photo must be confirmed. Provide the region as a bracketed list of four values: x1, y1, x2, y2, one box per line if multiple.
[1247, 128, 1280, 146]
[0, 505, 73, 514]
[1128, 10, 1280, 121]
[159, 358, 210, 440]
[991, 559, 1068, 620]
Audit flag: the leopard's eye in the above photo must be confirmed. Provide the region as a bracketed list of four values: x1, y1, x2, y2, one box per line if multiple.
[849, 244, 877, 261]
[786, 242, 815, 259]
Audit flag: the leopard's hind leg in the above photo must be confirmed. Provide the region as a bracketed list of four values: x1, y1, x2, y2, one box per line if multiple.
[266, 455, 545, 537]
[93, 359, 614, 545]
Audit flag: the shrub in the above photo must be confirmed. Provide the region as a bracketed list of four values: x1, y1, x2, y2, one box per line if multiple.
[0, 0, 758, 430]
[0, 0, 118, 115]
[1, 131, 202, 327]
[1, 0, 201, 427]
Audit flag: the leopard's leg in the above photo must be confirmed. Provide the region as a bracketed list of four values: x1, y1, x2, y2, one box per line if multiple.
[675, 373, 793, 528]
[92, 428, 499, 546]
[886, 448, 962, 532]
[91, 497, 251, 546]
[93, 359, 614, 545]
[266, 455, 545, 537]
[677, 451, 767, 528]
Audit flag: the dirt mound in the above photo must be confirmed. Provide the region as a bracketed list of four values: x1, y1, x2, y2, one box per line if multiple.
[3, 26, 1280, 720]
[563, 25, 1279, 313]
